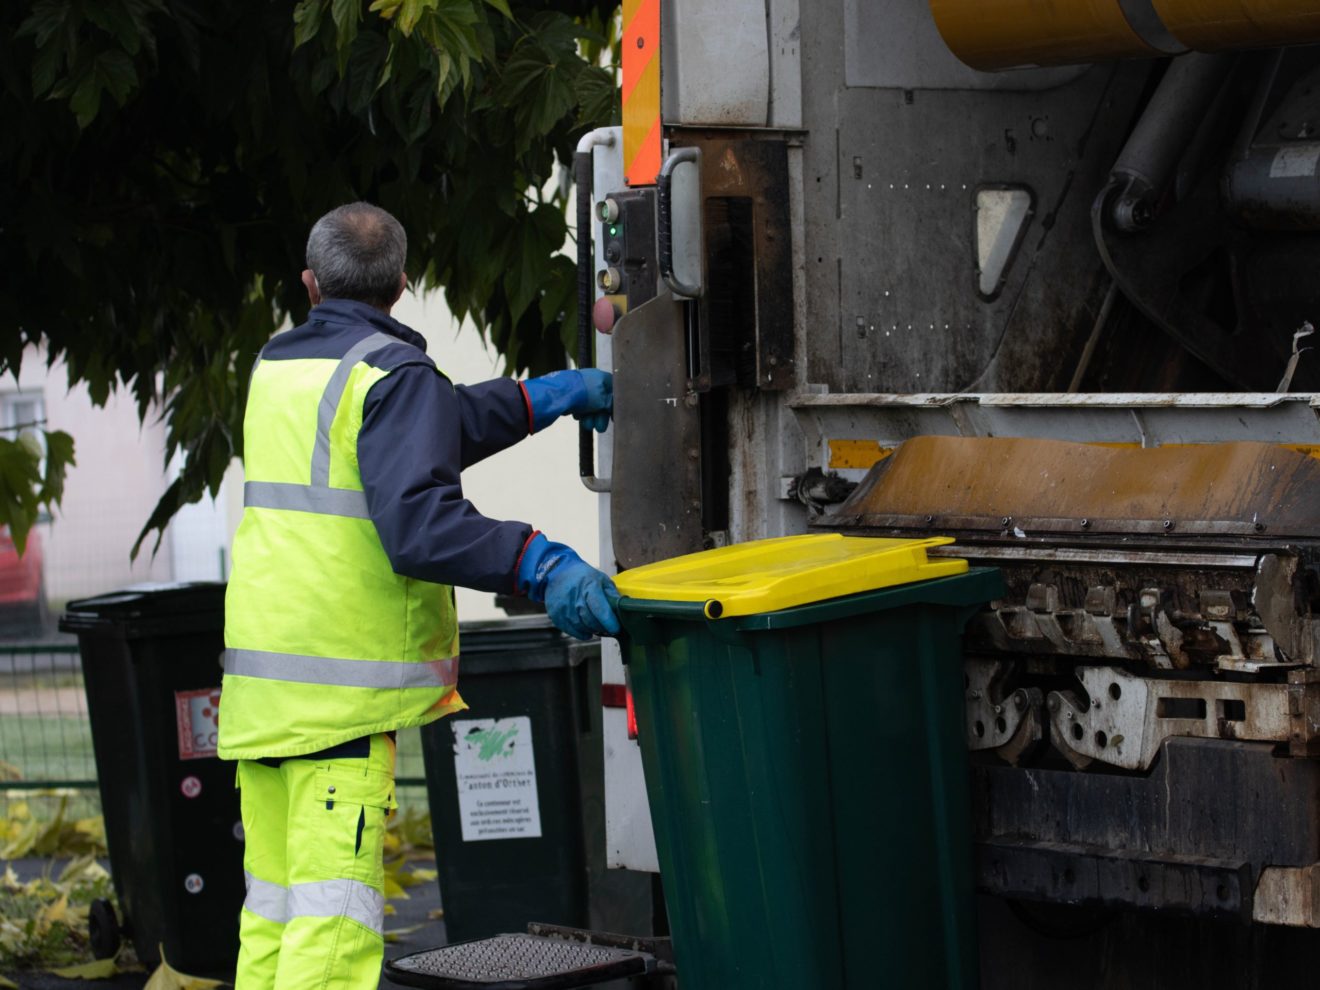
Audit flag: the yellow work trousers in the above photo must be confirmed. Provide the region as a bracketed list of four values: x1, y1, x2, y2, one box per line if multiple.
[234, 734, 397, 990]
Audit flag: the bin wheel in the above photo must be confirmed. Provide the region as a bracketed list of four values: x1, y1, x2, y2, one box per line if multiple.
[88, 899, 121, 959]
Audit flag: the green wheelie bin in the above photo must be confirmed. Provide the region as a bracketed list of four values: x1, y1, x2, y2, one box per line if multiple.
[614, 533, 1003, 990]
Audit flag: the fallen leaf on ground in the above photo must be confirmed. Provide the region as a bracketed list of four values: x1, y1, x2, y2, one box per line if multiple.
[143, 947, 225, 990]
[382, 873, 410, 900]
[48, 959, 119, 980]
[408, 868, 437, 882]
[383, 924, 425, 944]
[427, 908, 444, 920]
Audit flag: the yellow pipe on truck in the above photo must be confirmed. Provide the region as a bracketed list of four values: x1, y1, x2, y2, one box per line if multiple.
[931, 0, 1320, 71]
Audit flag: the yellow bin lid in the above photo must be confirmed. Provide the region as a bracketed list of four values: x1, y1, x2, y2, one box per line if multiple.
[614, 533, 968, 618]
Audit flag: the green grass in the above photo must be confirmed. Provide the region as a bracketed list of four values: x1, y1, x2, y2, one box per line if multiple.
[0, 716, 99, 821]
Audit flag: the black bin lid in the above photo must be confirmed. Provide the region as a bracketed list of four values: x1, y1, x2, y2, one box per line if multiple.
[59, 582, 226, 638]
[456, 616, 594, 674]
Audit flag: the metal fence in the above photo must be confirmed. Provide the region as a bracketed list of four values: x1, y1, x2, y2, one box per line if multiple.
[0, 641, 97, 820]
[0, 641, 432, 826]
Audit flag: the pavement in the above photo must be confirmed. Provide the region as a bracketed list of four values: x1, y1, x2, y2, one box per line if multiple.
[2, 857, 449, 989]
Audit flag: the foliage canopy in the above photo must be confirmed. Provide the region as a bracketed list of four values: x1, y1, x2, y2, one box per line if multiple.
[0, 0, 618, 554]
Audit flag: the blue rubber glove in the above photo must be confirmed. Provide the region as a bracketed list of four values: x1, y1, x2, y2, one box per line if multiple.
[522, 370, 613, 433]
[517, 533, 621, 640]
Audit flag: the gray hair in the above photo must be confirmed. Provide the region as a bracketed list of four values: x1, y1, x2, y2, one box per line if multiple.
[305, 202, 407, 307]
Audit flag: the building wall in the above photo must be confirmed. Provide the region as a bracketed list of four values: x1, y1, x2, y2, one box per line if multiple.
[8, 349, 174, 606]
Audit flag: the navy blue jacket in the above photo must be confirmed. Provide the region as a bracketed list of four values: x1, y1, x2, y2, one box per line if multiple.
[260, 298, 535, 594]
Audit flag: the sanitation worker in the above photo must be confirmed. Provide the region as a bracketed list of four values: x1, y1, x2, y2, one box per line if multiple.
[216, 201, 619, 989]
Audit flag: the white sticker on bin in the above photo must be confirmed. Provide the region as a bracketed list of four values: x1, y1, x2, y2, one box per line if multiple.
[452, 716, 542, 842]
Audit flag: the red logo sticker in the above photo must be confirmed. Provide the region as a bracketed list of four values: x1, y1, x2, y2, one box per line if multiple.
[181, 776, 202, 799]
[175, 688, 221, 760]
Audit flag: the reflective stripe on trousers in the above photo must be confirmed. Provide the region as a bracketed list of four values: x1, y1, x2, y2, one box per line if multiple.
[235, 733, 396, 990]
[243, 872, 384, 935]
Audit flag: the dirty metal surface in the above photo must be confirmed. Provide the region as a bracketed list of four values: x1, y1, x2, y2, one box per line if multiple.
[678, 134, 794, 391]
[826, 436, 1320, 539]
[610, 290, 704, 570]
[946, 546, 1316, 668]
[974, 738, 1320, 890]
[979, 839, 1252, 920]
[801, 0, 1155, 394]
[1044, 666, 1316, 770]
[1253, 864, 1320, 927]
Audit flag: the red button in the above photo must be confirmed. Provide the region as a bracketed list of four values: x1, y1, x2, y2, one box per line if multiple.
[593, 297, 620, 334]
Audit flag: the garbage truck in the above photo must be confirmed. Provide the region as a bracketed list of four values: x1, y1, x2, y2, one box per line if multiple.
[581, 1, 1320, 985]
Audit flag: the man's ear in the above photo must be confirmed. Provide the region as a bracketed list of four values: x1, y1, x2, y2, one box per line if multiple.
[390, 272, 407, 307]
[301, 269, 322, 307]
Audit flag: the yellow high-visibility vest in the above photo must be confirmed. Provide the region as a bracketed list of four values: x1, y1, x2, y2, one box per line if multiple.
[218, 330, 466, 760]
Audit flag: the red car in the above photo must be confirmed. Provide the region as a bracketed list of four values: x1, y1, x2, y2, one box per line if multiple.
[0, 526, 47, 634]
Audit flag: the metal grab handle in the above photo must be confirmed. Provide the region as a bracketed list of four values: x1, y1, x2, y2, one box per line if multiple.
[657, 147, 702, 299]
[574, 129, 614, 494]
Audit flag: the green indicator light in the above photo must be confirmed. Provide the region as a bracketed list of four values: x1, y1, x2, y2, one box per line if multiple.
[609, 226, 618, 236]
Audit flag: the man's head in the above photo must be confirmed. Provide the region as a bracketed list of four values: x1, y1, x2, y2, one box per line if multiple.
[302, 202, 407, 311]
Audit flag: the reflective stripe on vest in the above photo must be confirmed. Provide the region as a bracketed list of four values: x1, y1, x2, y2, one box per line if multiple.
[243, 481, 369, 518]
[243, 331, 395, 518]
[226, 649, 459, 690]
[243, 873, 384, 935]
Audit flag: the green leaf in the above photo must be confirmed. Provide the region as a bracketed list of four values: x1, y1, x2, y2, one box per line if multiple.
[332, 0, 364, 66]
[39, 430, 75, 510]
[495, 16, 585, 148]
[30, 42, 64, 97]
[479, 0, 511, 19]
[292, 0, 327, 48]
[17, 0, 73, 47]
[574, 65, 618, 127]
[93, 50, 137, 107]
[346, 32, 388, 112]
[396, 0, 437, 36]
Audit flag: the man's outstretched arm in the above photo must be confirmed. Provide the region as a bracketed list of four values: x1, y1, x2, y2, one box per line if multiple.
[359, 365, 622, 639]
[453, 369, 614, 469]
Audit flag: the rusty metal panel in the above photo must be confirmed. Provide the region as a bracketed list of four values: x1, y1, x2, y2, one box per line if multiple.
[610, 289, 703, 569]
[829, 436, 1320, 538]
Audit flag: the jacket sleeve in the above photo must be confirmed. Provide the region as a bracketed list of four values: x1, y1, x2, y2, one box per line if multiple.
[453, 378, 533, 469]
[358, 364, 534, 593]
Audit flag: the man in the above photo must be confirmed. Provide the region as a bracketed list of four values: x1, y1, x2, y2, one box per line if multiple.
[217, 201, 619, 989]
